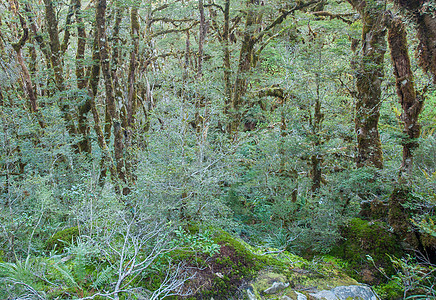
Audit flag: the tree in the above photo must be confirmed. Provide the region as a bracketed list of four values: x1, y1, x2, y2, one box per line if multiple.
[387, 15, 428, 251]
[347, 0, 387, 169]
[393, 0, 436, 83]
[388, 16, 425, 178]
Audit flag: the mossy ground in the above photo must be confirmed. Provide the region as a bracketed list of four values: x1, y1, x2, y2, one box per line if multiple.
[15, 225, 375, 299]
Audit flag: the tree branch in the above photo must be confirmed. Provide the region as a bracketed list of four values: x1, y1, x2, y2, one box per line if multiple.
[204, 3, 224, 13]
[152, 21, 200, 37]
[255, 0, 319, 44]
[311, 11, 354, 24]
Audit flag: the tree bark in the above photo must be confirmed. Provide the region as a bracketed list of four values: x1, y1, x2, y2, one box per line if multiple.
[394, 0, 436, 83]
[60, 0, 75, 54]
[197, 0, 206, 78]
[124, 6, 140, 184]
[44, 0, 78, 137]
[75, 0, 87, 90]
[102, 6, 124, 146]
[96, 0, 126, 184]
[75, 0, 91, 153]
[387, 16, 425, 254]
[311, 72, 323, 193]
[223, 0, 232, 109]
[348, 0, 387, 169]
[88, 31, 118, 187]
[388, 17, 424, 177]
[25, 4, 51, 70]
[230, 0, 261, 134]
[11, 11, 45, 128]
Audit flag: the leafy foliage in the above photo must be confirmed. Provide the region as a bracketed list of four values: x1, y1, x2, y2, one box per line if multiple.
[0, 0, 435, 299]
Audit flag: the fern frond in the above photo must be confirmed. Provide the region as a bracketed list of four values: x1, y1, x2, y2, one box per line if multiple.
[92, 265, 115, 289]
[52, 263, 80, 289]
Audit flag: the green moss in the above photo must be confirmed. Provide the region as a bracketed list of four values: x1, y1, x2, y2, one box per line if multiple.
[329, 218, 403, 284]
[373, 277, 403, 300]
[141, 228, 363, 299]
[45, 226, 80, 253]
[209, 230, 359, 298]
[186, 223, 200, 234]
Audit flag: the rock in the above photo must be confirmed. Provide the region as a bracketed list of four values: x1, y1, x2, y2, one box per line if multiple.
[309, 289, 337, 300]
[309, 285, 378, 300]
[295, 291, 308, 300]
[264, 281, 290, 294]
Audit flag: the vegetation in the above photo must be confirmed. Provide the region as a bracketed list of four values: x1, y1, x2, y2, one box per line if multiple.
[0, 0, 435, 299]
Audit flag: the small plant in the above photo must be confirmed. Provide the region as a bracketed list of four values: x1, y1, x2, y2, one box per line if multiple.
[368, 254, 436, 299]
[0, 256, 46, 300]
[172, 226, 220, 256]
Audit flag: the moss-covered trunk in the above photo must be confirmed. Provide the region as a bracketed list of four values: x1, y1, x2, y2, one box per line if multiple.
[348, 0, 387, 169]
[44, 0, 79, 141]
[87, 31, 118, 188]
[394, 0, 436, 83]
[75, 0, 91, 153]
[223, 0, 232, 112]
[96, 0, 126, 186]
[124, 6, 140, 185]
[388, 17, 424, 177]
[387, 17, 425, 251]
[230, 0, 262, 134]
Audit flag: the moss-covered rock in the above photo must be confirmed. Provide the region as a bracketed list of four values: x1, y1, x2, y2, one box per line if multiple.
[45, 226, 79, 253]
[139, 227, 379, 299]
[248, 259, 359, 299]
[171, 229, 369, 299]
[329, 218, 403, 285]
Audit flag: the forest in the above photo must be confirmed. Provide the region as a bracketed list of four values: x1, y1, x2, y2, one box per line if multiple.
[0, 0, 435, 299]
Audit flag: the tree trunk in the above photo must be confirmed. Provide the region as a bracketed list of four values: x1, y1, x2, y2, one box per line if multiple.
[388, 17, 424, 177]
[223, 0, 232, 109]
[387, 16, 425, 253]
[60, 0, 75, 54]
[75, 0, 92, 153]
[88, 31, 118, 187]
[348, 0, 387, 169]
[124, 6, 140, 184]
[75, 0, 87, 90]
[230, 0, 262, 134]
[11, 11, 44, 127]
[197, 0, 208, 79]
[311, 71, 323, 193]
[105, 5, 124, 144]
[393, 0, 436, 83]
[44, 0, 78, 138]
[96, 0, 126, 185]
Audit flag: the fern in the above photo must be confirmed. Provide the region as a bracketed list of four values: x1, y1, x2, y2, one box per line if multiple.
[0, 256, 34, 283]
[52, 262, 80, 289]
[0, 257, 47, 300]
[92, 265, 115, 289]
[73, 250, 88, 284]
